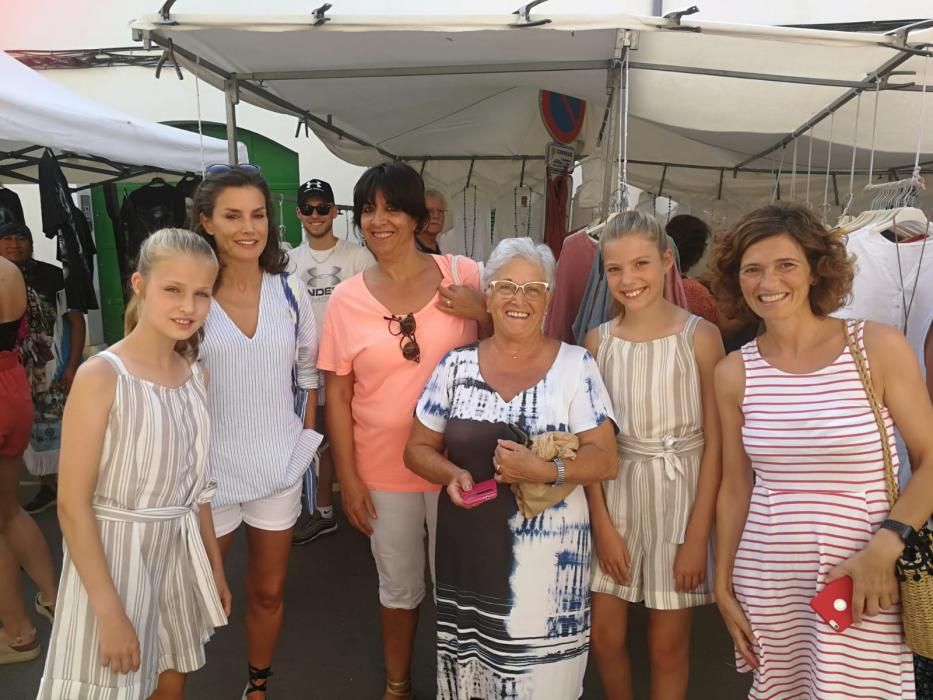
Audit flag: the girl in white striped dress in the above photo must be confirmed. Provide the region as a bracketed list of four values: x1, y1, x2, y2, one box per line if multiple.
[712, 204, 933, 699]
[39, 229, 230, 700]
[584, 211, 725, 700]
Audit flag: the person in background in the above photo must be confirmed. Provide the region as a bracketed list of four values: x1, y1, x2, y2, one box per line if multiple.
[415, 189, 447, 255]
[39, 229, 229, 700]
[405, 237, 618, 700]
[192, 166, 322, 699]
[712, 203, 933, 699]
[0, 256, 56, 664]
[288, 178, 374, 546]
[0, 223, 87, 515]
[318, 162, 488, 700]
[586, 211, 724, 700]
[665, 214, 720, 328]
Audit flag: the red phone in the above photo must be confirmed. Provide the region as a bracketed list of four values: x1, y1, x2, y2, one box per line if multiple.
[461, 478, 498, 507]
[810, 576, 853, 633]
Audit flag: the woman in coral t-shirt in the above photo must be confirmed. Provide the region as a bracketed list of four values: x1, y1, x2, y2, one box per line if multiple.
[318, 162, 487, 700]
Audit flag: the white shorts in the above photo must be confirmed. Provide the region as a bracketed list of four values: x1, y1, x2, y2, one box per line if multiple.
[369, 490, 438, 610]
[212, 480, 303, 538]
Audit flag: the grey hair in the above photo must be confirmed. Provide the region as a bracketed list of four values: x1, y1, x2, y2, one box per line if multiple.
[483, 237, 556, 289]
[600, 210, 669, 255]
[424, 189, 447, 208]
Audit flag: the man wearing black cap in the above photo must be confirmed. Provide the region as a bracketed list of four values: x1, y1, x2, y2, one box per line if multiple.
[0, 223, 87, 514]
[288, 178, 373, 545]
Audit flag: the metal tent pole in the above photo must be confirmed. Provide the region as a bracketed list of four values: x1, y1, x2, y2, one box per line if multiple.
[733, 50, 916, 170]
[224, 79, 239, 165]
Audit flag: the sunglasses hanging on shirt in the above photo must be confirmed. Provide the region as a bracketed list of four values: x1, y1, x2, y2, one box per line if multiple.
[384, 313, 420, 363]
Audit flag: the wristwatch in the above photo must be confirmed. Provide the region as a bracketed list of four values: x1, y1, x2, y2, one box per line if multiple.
[551, 458, 566, 488]
[880, 519, 916, 544]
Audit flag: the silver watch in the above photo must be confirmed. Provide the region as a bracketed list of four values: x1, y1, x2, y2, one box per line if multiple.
[551, 458, 566, 487]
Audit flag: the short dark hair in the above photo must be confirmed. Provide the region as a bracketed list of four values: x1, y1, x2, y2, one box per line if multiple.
[711, 203, 853, 322]
[353, 162, 428, 232]
[189, 168, 287, 276]
[666, 214, 710, 274]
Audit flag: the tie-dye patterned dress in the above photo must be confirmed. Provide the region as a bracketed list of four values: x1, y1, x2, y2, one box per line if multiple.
[415, 342, 616, 700]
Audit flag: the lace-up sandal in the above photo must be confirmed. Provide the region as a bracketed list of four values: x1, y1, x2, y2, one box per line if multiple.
[242, 664, 273, 698]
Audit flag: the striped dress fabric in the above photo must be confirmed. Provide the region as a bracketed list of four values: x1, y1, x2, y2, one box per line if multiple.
[734, 320, 915, 699]
[200, 272, 321, 507]
[591, 315, 713, 609]
[38, 351, 226, 700]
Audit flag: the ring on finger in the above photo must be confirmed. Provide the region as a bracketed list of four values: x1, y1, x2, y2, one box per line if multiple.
[446, 299, 453, 308]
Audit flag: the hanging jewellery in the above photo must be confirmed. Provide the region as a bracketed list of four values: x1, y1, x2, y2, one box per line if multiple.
[462, 185, 477, 258]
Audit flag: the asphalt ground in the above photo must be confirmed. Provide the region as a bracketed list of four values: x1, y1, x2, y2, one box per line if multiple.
[5, 485, 751, 699]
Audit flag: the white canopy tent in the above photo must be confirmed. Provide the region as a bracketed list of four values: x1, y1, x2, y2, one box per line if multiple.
[129, 10, 933, 227]
[0, 49, 247, 185]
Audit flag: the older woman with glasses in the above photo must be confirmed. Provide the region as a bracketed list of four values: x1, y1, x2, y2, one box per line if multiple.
[405, 237, 618, 700]
[317, 162, 488, 700]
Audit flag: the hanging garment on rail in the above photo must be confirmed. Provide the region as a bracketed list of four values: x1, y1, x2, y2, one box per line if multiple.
[38, 149, 97, 312]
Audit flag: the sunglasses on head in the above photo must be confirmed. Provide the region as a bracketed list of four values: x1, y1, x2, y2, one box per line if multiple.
[205, 163, 262, 177]
[384, 312, 420, 363]
[299, 203, 334, 216]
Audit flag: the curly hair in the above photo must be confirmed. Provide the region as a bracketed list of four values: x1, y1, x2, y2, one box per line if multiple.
[710, 203, 853, 322]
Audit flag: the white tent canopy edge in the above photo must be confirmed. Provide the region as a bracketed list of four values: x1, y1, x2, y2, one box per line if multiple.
[0, 50, 247, 185]
[128, 12, 933, 220]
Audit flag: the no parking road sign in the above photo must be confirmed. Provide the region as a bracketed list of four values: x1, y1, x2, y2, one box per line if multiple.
[539, 90, 586, 145]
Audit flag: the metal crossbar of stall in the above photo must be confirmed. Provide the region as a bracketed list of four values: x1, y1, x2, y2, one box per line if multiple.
[131, 9, 933, 220]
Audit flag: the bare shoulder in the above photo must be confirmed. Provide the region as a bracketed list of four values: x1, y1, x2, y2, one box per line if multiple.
[861, 319, 910, 352]
[582, 326, 601, 357]
[693, 318, 725, 355]
[714, 350, 746, 402]
[70, 355, 118, 403]
[75, 355, 117, 383]
[861, 320, 920, 381]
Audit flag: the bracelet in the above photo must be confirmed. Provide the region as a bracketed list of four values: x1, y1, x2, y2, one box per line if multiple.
[551, 458, 566, 488]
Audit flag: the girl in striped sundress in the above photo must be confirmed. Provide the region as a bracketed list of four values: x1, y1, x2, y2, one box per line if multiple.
[712, 204, 933, 700]
[39, 229, 230, 700]
[584, 211, 725, 700]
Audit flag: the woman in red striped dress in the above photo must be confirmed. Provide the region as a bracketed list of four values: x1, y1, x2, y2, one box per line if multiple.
[710, 204, 933, 699]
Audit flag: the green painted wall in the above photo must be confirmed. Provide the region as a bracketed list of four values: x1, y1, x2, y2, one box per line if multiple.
[91, 123, 300, 344]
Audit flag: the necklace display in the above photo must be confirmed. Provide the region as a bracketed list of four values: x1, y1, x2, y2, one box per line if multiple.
[462, 185, 477, 258]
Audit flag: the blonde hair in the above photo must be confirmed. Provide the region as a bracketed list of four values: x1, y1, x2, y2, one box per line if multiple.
[123, 228, 218, 361]
[600, 210, 670, 256]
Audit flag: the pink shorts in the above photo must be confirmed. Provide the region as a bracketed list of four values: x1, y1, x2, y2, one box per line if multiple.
[0, 351, 33, 458]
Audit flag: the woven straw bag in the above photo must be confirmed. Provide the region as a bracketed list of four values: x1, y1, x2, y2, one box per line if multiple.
[844, 320, 933, 658]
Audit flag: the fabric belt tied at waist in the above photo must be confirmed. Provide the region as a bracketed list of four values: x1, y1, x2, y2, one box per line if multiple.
[619, 432, 704, 480]
[93, 502, 227, 628]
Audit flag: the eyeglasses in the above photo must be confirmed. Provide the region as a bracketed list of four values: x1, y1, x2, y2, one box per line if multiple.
[488, 280, 550, 301]
[427, 208, 446, 217]
[205, 163, 262, 176]
[384, 313, 420, 363]
[299, 203, 334, 216]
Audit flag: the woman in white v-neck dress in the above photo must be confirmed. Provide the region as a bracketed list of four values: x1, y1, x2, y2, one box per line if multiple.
[192, 167, 322, 699]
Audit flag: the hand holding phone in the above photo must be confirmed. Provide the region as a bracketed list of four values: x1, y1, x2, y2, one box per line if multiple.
[461, 478, 498, 507]
[810, 576, 853, 633]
